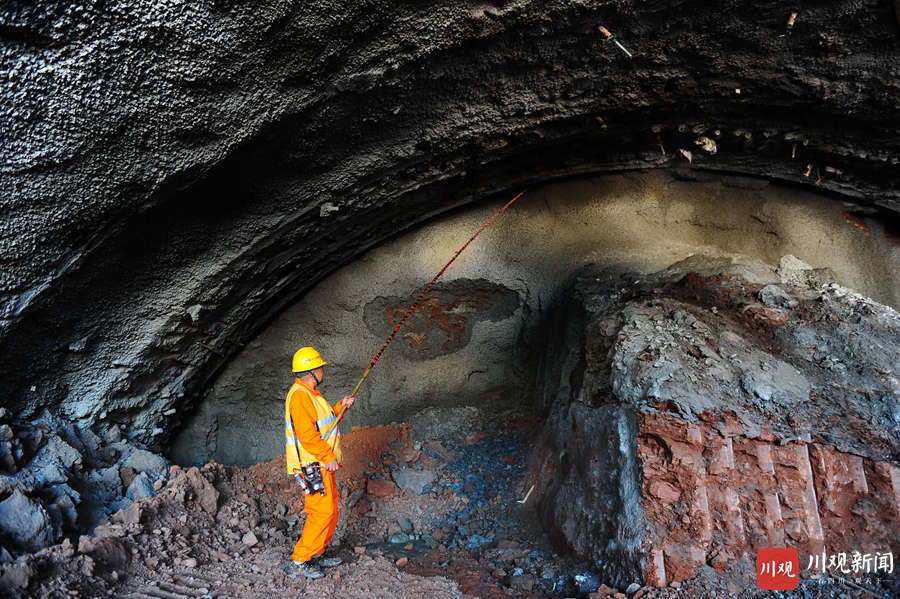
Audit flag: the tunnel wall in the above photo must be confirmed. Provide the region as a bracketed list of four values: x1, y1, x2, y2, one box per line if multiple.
[170, 172, 900, 466]
[2, 1, 899, 453]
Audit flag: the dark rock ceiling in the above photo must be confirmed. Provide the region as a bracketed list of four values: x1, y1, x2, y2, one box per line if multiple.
[1, 1, 898, 447]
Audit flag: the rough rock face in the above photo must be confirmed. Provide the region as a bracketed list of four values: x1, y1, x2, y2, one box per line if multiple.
[1, 1, 899, 452]
[533, 256, 899, 587]
[638, 412, 900, 587]
[363, 279, 521, 360]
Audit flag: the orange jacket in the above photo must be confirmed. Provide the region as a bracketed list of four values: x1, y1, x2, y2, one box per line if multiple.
[285, 378, 345, 473]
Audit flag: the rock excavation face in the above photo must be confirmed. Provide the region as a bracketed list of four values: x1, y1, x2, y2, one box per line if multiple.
[171, 174, 899, 467]
[1, 0, 899, 594]
[532, 260, 899, 589]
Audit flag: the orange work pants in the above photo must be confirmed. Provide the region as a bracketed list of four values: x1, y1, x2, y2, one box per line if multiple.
[291, 469, 339, 563]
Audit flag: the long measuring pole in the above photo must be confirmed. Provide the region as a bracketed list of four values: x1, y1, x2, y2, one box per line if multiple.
[348, 190, 526, 399]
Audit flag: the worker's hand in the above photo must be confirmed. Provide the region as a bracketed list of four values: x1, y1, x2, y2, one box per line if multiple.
[323, 460, 339, 471]
[340, 395, 356, 409]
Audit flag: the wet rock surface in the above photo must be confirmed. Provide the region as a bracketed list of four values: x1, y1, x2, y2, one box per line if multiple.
[534, 256, 899, 592]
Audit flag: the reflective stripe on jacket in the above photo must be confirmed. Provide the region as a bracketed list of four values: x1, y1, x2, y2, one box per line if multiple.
[284, 380, 343, 474]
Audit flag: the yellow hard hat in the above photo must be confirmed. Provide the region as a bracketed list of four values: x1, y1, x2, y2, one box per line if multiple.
[292, 346, 327, 373]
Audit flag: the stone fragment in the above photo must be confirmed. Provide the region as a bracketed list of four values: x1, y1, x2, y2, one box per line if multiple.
[346, 487, 365, 508]
[77, 537, 129, 569]
[594, 583, 619, 596]
[399, 448, 420, 463]
[776, 254, 834, 289]
[0, 441, 16, 473]
[508, 573, 535, 591]
[647, 480, 681, 503]
[103, 426, 122, 444]
[76, 535, 91, 553]
[31, 435, 82, 485]
[121, 501, 143, 526]
[119, 466, 137, 489]
[79, 555, 94, 576]
[366, 478, 395, 497]
[93, 523, 127, 538]
[391, 468, 435, 494]
[184, 467, 219, 515]
[0, 556, 34, 595]
[397, 517, 414, 533]
[76, 426, 103, 460]
[0, 489, 54, 552]
[101, 445, 119, 463]
[758, 284, 796, 308]
[242, 531, 258, 547]
[50, 489, 78, 529]
[126, 472, 156, 500]
[122, 448, 168, 477]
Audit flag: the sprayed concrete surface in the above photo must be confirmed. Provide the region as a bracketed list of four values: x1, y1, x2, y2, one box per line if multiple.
[3, 0, 899, 455]
[170, 171, 900, 467]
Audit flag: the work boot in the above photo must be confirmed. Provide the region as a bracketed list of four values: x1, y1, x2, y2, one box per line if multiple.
[312, 553, 343, 567]
[287, 560, 324, 579]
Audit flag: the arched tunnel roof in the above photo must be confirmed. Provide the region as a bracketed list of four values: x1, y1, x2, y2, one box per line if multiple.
[1, 1, 898, 446]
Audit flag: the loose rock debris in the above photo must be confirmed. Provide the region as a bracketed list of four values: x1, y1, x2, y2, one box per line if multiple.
[0, 417, 578, 598]
[4, 411, 896, 598]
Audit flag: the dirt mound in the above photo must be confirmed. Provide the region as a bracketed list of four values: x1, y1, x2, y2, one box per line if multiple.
[3, 410, 896, 599]
[2, 415, 561, 598]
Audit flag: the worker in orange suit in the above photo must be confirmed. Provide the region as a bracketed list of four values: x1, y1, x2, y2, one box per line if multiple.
[284, 346, 355, 579]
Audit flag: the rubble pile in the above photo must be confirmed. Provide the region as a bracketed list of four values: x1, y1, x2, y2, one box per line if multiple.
[0, 423, 466, 598]
[2, 404, 897, 598]
[1, 413, 598, 598]
[0, 409, 168, 560]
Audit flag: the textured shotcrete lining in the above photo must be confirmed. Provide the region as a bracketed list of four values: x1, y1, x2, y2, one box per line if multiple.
[4, 3, 900, 435]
